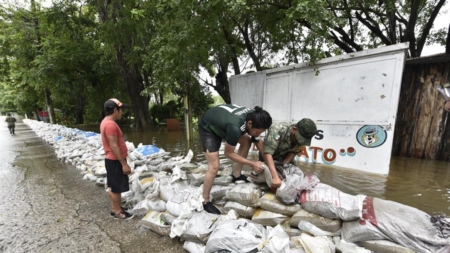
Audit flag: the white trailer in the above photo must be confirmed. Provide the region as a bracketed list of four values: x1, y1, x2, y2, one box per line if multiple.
[230, 43, 409, 174]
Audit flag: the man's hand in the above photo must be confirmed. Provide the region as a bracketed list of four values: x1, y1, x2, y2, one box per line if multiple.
[122, 164, 131, 175]
[271, 176, 282, 189]
[251, 161, 264, 173]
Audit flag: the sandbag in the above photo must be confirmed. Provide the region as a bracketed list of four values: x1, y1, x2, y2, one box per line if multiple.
[139, 211, 171, 236]
[299, 183, 364, 221]
[277, 173, 320, 204]
[291, 234, 335, 253]
[287, 209, 342, 233]
[341, 197, 450, 253]
[360, 240, 414, 253]
[183, 241, 205, 253]
[166, 187, 202, 217]
[257, 192, 302, 216]
[224, 201, 257, 218]
[252, 208, 289, 226]
[180, 211, 220, 244]
[224, 183, 262, 207]
[205, 219, 266, 253]
[260, 225, 290, 253]
[159, 177, 190, 202]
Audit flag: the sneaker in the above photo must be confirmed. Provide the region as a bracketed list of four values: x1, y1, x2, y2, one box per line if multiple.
[110, 206, 130, 216]
[232, 174, 249, 183]
[113, 211, 134, 220]
[203, 202, 221, 215]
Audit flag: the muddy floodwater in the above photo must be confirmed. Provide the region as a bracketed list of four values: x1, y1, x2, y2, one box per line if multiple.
[119, 127, 450, 217]
[1, 120, 449, 252]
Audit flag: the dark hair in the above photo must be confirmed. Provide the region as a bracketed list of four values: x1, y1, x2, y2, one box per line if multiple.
[246, 106, 272, 129]
[104, 107, 118, 116]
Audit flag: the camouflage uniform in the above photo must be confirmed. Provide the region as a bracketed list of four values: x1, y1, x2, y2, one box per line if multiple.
[262, 119, 317, 163]
[262, 122, 301, 163]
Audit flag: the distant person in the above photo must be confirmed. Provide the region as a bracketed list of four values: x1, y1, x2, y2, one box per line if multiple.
[256, 118, 317, 189]
[198, 104, 272, 214]
[100, 98, 134, 220]
[5, 113, 17, 135]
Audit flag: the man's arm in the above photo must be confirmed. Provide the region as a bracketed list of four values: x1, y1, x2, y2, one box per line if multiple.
[106, 134, 131, 175]
[283, 152, 297, 164]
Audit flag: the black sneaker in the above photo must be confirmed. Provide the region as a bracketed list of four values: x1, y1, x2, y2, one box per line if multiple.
[113, 211, 134, 220]
[110, 206, 130, 216]
[203, 202, 221, 215]
[232, 174, 249, 183]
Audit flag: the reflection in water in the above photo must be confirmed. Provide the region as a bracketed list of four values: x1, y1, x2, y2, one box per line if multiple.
[81, 125, 450, 216]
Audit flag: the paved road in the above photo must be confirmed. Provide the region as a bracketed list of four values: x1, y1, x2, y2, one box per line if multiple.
[0, 117, 185, 253]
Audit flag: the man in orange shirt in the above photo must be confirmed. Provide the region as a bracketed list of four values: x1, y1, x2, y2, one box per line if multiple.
[100, 98, 133, 220]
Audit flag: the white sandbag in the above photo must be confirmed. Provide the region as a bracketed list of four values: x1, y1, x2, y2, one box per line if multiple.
[130, 198, 166, 215]
[213, 175, 233, 185]
[299, 183, 365, 221]
[277, 174, 320, 204]
[139, 210, 171, 236]
[160, 211, 176, 225]
[283, 227, 303, 238]
[139, 177, 156, 192]
[252, 208, 289, 226]
[210, 184, 234, 201]
[180, 211, 219, 244]
[224, 201, 257, 218]
[298, 221, 340, 237]
[360, 240, 414, 253]
[341, 197, 450, 253]
[333, 238, 372, 253]
[224, 183, 262, 207]
[291, 234, 335, 253]
[183, 241, 205, 253]
[166, 187, 202, 217]
[260, 225, 290, 253]
[287, 209, 342, 233]
[257, 192, 302, 216]
[205, 219, 266, 253]
[159, 177, 189, 202]
[83, 173, 98, 181]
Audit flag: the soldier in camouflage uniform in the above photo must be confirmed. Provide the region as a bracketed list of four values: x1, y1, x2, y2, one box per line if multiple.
[258, 118, 317, 189]
[5, 113, 17, 135]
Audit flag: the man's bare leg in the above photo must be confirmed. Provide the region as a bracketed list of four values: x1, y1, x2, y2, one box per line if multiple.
[203, 150, 220, 203]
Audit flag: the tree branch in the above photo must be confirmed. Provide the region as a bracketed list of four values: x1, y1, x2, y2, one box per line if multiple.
[355, 11, 392, 45]
[416, 0, 446, 56]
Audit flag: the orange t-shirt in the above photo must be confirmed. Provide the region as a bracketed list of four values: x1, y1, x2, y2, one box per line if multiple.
[100, 117, 127, 160]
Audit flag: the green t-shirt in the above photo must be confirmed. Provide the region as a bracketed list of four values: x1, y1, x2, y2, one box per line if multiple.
[199, 104, 254, 146]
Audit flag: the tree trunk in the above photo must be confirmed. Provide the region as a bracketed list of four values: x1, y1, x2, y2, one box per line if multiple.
[44, 87, 55, 124]
[116, 49, 153, 130]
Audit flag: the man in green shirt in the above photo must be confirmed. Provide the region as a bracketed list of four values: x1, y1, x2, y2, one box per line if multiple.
[198, 104, 272, 214]
[5, 113, 17, 135]
[258, 118, 317, 189]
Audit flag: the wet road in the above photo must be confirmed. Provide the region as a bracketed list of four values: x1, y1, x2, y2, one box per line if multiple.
[0, 117, 185, 253]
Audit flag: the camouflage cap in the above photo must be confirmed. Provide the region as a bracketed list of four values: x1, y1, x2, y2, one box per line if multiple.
[295, 118, 317, 146]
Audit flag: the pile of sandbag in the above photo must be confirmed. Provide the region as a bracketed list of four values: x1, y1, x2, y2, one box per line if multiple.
[23, 119, 450, 253]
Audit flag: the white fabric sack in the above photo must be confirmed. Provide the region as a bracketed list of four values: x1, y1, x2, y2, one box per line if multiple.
[252, 208, 289, 226]
[183, 241, 205, 253]
[180, 211, 220, 244]
[298, 221, 340, 237]
[287, 209, 342, 233]
[257, 192, 302, 216]
[341, 197, 450, 253]
[159, 177, 189, 202]
[291, 234, 335, 253]
[359, 240, 414, 253]
[260, 225, 290, 253]
[166, 187, 203, 217]
[205, 219, 266, 253]
[225, 183, 262, 207]
[299, 183, 365, 221]
[139, 210, 171, 236]
[224, 201, 257, 218]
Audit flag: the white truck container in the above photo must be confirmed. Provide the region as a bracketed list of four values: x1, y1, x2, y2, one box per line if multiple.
[230, 43, 409, 174]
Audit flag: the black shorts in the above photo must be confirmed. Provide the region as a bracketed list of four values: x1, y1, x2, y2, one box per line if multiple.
[199, 125, 222, 152]
[105, 159, 130, 193]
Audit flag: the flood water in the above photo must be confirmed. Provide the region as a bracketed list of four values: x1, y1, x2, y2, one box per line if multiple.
[109, 126, 450, 217]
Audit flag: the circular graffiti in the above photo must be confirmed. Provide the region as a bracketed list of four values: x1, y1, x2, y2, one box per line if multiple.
[356, 125, 387, 148]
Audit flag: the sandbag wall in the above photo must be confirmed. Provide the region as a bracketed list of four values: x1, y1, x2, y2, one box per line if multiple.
[24, 119, 450, 253]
